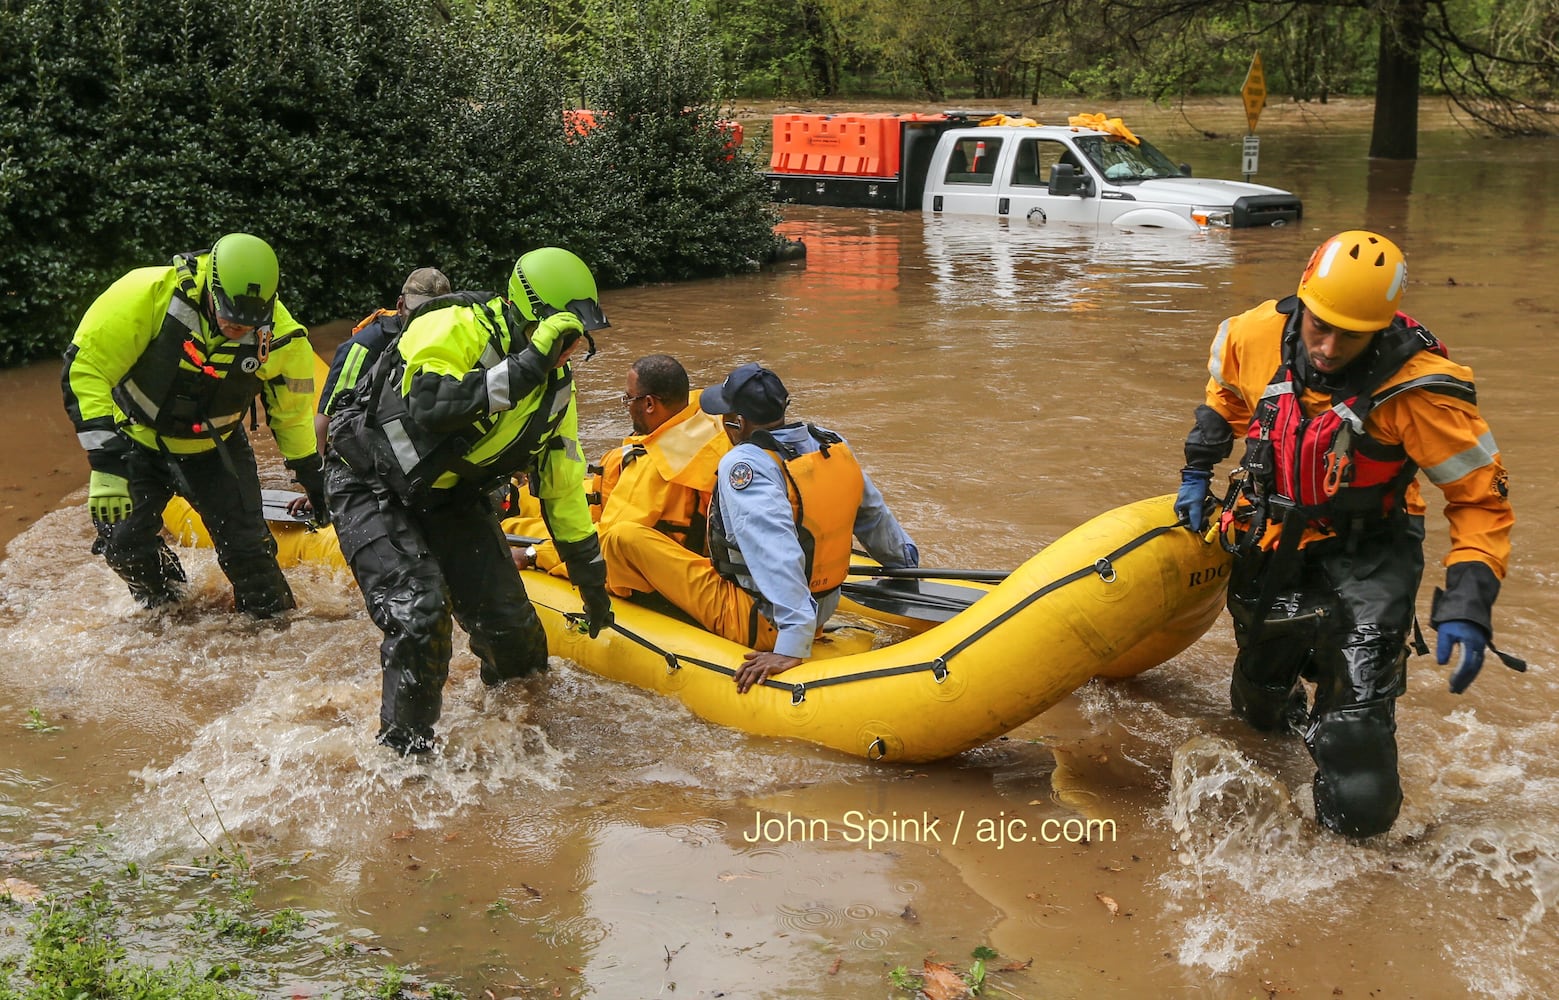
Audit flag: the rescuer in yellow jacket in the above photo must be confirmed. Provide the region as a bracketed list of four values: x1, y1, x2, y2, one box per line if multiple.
[61, 233, 323, 617]
[508, 354, 729, 586]
[324, 248, 613, 756]
[599, 363, 919, 695]
[1172, 230, 1521, 839]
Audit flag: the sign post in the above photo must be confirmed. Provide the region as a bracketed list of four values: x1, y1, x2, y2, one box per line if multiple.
[1241, 52, 1266, 181]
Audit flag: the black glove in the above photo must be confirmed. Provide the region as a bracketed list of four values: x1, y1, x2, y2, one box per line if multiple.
[580, 583, 614, 639]
[556, 533, 614, 639]
[285, 455, 330, 526]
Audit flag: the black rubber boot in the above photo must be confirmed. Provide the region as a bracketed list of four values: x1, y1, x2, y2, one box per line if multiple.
[1306, 698, 1402, 839]
[376, 723, 436, 756]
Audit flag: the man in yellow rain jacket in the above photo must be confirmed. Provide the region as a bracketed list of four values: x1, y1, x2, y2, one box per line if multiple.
[324, 248, 612, 755]
[600, 363, 919, 695]
[61, 233, 323, 617]
[508, 354, 728, 588]
[1173, 230, 1521, 839]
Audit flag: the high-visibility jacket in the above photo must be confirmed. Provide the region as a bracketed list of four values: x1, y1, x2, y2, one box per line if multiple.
[62, 252, 317, 469]
[336, 293, 594, 545]
[1204, 299, 1512, 579]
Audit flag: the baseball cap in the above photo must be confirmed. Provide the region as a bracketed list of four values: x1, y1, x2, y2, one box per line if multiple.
[699, 362, 790, 424]
[400, 267, 451, 311]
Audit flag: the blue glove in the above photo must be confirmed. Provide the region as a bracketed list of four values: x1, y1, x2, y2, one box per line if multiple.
[1437, 619, 1489, 694]
[1174, 467, 1213, 532]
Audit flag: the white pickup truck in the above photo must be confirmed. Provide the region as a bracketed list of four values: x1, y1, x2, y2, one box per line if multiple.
[766, 111, 1301, 231]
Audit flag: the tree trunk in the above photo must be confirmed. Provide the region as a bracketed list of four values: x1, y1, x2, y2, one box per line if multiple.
[799, 1, 839, 97]
[1369, 0, 1427, 159]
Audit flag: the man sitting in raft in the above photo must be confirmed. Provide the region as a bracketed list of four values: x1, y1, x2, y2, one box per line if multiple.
[598, 363, 919, 693]
[508, 354, 728, 578]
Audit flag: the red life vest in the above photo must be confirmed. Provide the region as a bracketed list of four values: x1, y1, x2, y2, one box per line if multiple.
[1242, 312, 1452, 527]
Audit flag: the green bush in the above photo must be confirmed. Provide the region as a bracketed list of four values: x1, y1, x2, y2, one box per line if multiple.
[0, 0, 780, 367]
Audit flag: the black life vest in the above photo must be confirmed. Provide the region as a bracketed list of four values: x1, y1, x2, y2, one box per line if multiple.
[340, 292, 571, 509]
[707, 424, 865, 598]
[1240, 308, 1459, 529]
[111, 252, 270, 439]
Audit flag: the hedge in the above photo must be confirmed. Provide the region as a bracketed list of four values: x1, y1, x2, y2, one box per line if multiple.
[0, 0, 782, 366]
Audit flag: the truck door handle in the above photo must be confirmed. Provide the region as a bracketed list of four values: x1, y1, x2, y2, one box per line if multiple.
[999, 197, 1010, 215]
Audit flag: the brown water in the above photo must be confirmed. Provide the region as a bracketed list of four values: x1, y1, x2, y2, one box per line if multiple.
[2, 99, 1556, 998]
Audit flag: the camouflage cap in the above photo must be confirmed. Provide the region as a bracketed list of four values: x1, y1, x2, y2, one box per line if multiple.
[400, 267, 451, 311]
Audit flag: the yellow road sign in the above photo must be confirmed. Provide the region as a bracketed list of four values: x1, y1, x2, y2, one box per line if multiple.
[1242, 52, 1266, 134]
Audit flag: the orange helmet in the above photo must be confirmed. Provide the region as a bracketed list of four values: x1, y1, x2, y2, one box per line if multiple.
[1296, 230, 1406, 332]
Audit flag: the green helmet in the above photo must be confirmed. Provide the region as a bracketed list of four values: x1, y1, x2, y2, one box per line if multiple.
[508, 248, 609, 331]
[209, 233, 279, 328]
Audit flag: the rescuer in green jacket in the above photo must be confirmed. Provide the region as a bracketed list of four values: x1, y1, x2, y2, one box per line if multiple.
[61, 233, 325, 617]
[325, 248, 613, 755]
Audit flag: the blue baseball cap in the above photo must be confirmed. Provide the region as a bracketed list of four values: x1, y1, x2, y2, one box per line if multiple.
[699, 362, 790, 424]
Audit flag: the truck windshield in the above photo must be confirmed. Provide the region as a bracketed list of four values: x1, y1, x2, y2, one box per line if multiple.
[1073, 136, 1182, 182]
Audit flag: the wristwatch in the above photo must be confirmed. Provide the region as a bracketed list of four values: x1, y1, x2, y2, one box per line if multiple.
[522, 545, 538, 568]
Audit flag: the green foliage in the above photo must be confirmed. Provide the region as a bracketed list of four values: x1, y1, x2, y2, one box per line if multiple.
[888, 964, 923, 992]
[0, 0, 783, 367]
[575, 0, 783, 284]
[0, 887, 256, 1000]
[20, 709, 60, 733]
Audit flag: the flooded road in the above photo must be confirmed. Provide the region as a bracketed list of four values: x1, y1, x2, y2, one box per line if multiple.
[2, 99, 1556, 998]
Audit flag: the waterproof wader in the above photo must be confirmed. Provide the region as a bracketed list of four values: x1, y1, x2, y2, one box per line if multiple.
[325, 455, 548, 753]
[97, 427, 293, 616]
[1227, 514, 1424, 839]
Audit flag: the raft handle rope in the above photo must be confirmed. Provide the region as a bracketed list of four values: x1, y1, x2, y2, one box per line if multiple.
[541, 523, 1180, 705]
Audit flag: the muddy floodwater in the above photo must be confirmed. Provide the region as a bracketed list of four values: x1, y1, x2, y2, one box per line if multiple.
[2, 98, 1555, 998]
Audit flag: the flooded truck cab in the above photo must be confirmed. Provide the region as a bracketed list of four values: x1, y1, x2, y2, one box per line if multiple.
[766, 111, 1302, 231]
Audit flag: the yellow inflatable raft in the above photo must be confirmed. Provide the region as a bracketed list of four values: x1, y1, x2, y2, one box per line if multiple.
[163, 493, 1229, 763]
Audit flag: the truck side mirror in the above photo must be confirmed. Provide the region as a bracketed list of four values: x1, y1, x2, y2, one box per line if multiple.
[1179, 163, 1193, 177]
[1048, 162, 1094, 198]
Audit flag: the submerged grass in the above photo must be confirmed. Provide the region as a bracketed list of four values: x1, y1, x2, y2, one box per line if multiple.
[0, 825, 458, 999]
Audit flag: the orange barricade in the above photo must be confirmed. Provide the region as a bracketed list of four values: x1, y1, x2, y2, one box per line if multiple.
[768, 113, 946, 178]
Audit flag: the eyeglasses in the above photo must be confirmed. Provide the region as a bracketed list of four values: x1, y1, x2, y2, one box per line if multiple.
[619, 392, 653, 407]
